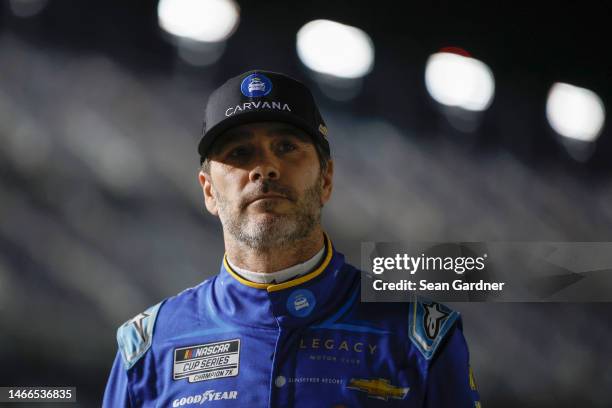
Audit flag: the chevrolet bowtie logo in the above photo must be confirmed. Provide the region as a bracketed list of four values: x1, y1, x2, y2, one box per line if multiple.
[346, 378, 409, 401]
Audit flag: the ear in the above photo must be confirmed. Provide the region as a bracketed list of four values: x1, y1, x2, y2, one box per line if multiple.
[320, 160, 334, 205]
[198, 170, 219, 216]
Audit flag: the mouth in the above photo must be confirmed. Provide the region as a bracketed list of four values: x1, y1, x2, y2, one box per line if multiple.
[247, 195, 290, 205]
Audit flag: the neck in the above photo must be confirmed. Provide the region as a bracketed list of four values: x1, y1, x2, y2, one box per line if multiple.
[224, 227, 326, 273]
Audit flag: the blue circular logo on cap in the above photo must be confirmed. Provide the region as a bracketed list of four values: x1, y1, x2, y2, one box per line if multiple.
[286, 289, 316, 318]
[240, 73, 272, 98]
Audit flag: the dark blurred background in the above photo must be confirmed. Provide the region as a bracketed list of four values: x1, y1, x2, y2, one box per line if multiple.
[0, 0, 611, 406]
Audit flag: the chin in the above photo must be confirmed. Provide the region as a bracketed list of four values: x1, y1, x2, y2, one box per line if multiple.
[249, 208, 291, 220]
[247, 218, 299, 238]
[249, 215, 293, 231]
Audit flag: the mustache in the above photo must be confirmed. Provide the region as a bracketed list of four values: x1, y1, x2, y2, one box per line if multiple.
[240, 180, 297, 208]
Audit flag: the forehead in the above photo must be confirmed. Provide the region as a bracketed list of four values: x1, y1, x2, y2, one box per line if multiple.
[212, 121, 312, 151]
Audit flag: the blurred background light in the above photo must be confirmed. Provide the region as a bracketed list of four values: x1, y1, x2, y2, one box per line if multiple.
[157, 0, 240, 43]
[9, 0, 48, 18]
[425, 51, 495, 111]
[176, 40, 227, 67]
[546, 82, 606, 142]
[309, 73, 365, 102]
[296, 19, 374, 79]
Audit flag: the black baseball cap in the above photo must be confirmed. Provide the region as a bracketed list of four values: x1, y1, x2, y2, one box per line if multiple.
[198, 70, 330, 162]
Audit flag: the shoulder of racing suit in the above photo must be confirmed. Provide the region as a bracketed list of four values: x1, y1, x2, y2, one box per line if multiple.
[408, 297, 460, 360]
[116, 301, 164, 369]
[115, 278, 215, 370]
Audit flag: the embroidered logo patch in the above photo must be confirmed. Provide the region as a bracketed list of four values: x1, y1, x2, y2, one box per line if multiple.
[240, 73, 272, 98]
[287, 289, 316, 317]
[173, 339, 240, 383]
[346, 378, 409, 401]
[423, 302, 450, 340]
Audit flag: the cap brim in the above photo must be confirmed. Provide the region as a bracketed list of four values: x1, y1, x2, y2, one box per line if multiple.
[198, 110, 328, 158]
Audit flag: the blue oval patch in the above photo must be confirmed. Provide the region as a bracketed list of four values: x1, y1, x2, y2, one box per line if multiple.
[240, 73, 272, 98]
[286, 289, 316, 318]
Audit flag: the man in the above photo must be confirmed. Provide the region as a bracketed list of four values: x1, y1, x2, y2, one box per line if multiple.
[103, 70, 481, 407]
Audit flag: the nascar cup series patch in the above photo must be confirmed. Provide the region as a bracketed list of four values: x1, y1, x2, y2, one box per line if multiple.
[173, 339, 240, 383]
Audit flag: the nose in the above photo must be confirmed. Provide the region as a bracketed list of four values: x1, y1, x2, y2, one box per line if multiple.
[248, 149, 280, 182]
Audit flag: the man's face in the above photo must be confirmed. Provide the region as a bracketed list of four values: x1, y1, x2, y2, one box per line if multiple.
[198, 121, 333, 250]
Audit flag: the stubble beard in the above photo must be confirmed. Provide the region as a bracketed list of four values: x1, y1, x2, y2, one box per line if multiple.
[214, 176, 323, 250]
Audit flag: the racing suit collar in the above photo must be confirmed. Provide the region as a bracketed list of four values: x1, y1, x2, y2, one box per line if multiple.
[210, 234, 358, 329]
[222, 233, 334, 292]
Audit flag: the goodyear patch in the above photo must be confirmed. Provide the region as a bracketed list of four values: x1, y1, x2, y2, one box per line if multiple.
[173, 339, 240, 383]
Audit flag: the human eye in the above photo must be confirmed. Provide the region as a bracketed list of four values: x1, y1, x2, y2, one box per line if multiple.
[226, 145, 253, 160]
[276, 139, 298, 154]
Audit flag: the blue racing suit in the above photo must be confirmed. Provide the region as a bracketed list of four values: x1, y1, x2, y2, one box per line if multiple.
[103, 236, 481, 407]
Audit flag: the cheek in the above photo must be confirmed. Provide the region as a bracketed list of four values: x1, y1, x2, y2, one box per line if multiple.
[290, 165, 320, 195]
[303, 168, 319, 186]
[302, 157, 321, 183]
[213, 167, 248, 201]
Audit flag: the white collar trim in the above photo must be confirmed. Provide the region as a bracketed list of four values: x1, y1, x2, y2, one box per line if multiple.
[227, 246, 326, 284]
